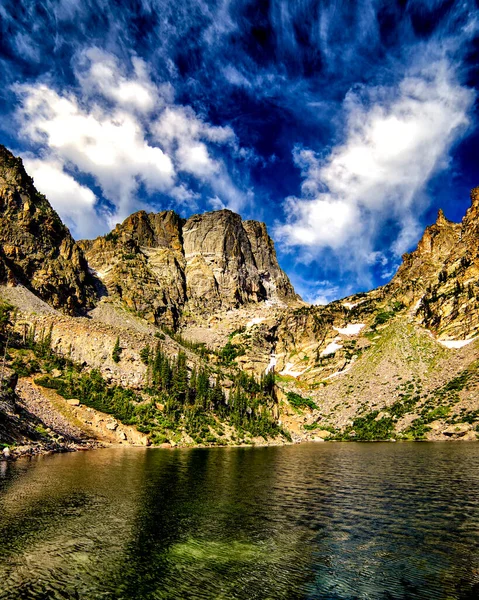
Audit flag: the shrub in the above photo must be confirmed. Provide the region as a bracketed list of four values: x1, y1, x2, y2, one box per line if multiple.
[219, 341, 245, 365]
[373, 311, 394, 328]
[286, 391, 318, 411]
[112, 337, 122, 363]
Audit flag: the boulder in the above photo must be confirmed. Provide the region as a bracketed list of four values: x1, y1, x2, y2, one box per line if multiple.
[442, 423, 472, 437]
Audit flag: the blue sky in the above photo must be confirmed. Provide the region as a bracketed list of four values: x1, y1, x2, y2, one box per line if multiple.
[0, 0, 478, 303]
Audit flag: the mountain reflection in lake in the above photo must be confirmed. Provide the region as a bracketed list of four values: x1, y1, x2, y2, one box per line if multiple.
[1, 443, 479, 599]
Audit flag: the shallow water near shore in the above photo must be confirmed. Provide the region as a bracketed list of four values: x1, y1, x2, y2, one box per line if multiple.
[1, 443, 479, 599]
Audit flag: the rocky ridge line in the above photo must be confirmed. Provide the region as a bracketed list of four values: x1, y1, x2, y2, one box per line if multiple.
[0, 145, 98, 314]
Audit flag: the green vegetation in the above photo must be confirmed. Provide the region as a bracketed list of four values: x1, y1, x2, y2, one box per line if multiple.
[402, 419, 431, 440]
[140, 345, 151, 365]
[372, 302, 405, 329]
[218, 341, 245, 366]
[228, 326, 246, 339]
[161, 327, 209, 357]
[373, 311, 394, 328]
[112, 336, 122, 363]
[286, 391, 318, 411]
[104, 231, 119, 243]
[2, 309, 287, 446]
[0, 301, 17, 385]
[33, 342, 286, 446]
[34, 425, 49, 437]
[334, 410, 394, 441]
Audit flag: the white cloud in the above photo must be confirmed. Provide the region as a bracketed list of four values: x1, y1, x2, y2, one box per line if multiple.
[75, 48, 167, 113]
[14, 48, 249, 237]
[152, 105, 249, 209]
[275, 60, 474, 278]
[153, 105, 234, 176]
[16, 82, 175, 225]
[23, 157, 104, 238]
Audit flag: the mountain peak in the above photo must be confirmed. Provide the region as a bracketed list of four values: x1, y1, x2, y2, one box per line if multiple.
[471, 186, 479, 208]
[80, 206, 299, 327]
[0, 145, 97, 313]
[436, 208, 448, 226]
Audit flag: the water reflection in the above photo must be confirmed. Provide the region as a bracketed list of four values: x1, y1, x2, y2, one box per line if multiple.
[0, 443, 479, 599]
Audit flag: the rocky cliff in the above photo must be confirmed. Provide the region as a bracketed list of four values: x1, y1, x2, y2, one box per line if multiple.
[0, 145, 97, 313]
[387, 188, 479, 339]
[80, 208, 299, 327]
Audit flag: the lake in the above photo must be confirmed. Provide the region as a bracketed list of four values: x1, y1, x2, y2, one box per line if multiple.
[1, 443, 479, 599]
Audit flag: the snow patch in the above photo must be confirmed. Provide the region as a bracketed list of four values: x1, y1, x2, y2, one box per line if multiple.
[325, 366, 352, 380]
[342, 300, 365, 310]
[247, 317, 265, 328]
[265, 354, 276, 374]
[279, 362, 305, 378]
[321, 341, 343, 356]
[438, 338, 475, 349]
[333, 324, 365, 336]
[411, 296, 423, 314]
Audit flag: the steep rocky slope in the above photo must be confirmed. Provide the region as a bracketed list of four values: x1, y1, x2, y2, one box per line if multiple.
[220, 188, 479, 381]
[0, 145, 98, 314]
[176, 188, 479, 442]
[79, 208, 299, 327]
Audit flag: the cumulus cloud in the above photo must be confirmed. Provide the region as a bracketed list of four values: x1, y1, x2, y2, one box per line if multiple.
[23, 157, 102, 238]
[153, 105, 234, 177]
[275, 60, 475, 281]
[16, 81, 175, 224]
[14, 48, 249, 237]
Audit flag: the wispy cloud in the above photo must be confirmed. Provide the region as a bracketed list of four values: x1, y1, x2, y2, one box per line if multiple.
[23, 157, 100, 238]
[1, 0, 478, 299]
[275, 57, 475, 287]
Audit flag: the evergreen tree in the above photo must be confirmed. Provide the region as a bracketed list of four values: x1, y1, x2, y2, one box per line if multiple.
[173, 351, 188, 404]
[112, 337, 121, 363]
[140, 345, 150, 365]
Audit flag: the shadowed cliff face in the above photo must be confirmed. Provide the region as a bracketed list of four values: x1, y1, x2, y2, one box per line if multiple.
[80, 208, 299, 327]
[0, 146, 98, 314]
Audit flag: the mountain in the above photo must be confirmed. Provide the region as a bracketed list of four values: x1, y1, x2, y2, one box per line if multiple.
[79, 207, 299, 327]
[399, 188, 479, 339]
[1, 143, 479, 452]
[0, 145, 97, 313]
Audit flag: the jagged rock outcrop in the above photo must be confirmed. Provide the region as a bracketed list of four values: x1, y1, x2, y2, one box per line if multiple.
[0, 145, 97, 313]
[1, 143, 479, 444]
[384, 209, 462, 307]
[183, 210, 298, 313]
[392, 188, 479, 339]
[226, 187, 479, 388]
[79, 210, 186, 326]
[80, 208, 299, 327]
[243, 220, 298, 301]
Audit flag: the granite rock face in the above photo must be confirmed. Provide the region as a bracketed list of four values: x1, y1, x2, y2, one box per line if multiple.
[80, 208, 298, 327]
[386, 188, 479, 339]
[183, 210, 298, 314]
[79, 210, 187, 326]
[0, 145, 97, 313]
